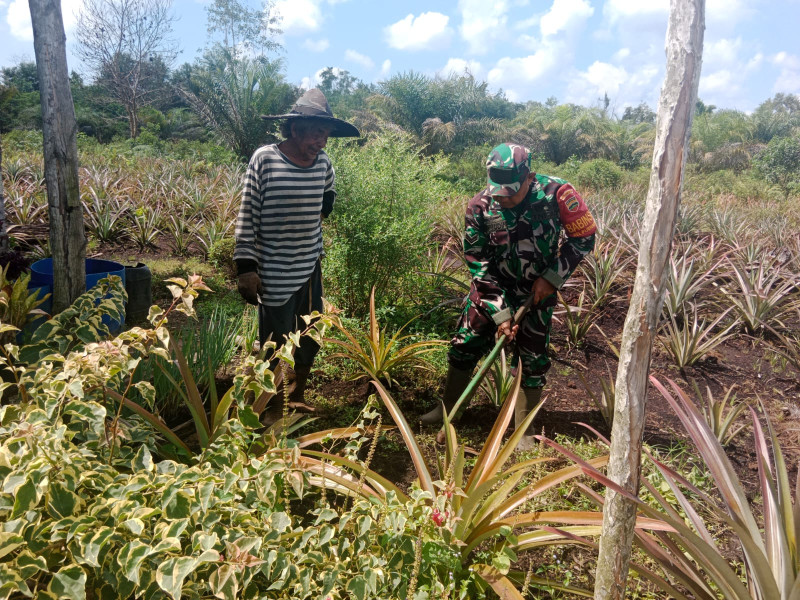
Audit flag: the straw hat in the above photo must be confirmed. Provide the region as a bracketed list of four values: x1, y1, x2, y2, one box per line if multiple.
[261, 88, 360, 138]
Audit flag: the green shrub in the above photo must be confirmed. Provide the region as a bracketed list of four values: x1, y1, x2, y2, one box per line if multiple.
[325, 132, 451, 317]
[753, 135, 800, 198]
[0, 266, 49, 345]
[576, 158, 623, 190]
[448, 143, 493, 194]
[0, 285, 515, 599]
[18, 275, 126, 365]
[208, 237, 236, 280]
[2, 128, 42, 154]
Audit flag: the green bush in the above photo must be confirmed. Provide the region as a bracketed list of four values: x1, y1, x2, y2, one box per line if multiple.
[325, 132, 451, 317]
[448, 144, 493, 194]
[576, 158, 623, 190]
[753, 135, 800, 198]
[0, 284, 512, 599]
[208, 237, 237, 280]
[2, 128, 42, 154]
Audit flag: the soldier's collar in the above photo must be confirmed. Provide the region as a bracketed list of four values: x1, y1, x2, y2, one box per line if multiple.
[511, 182, 536, 214]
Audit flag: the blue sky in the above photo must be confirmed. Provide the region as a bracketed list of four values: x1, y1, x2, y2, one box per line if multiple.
[2, 0, 800, 113]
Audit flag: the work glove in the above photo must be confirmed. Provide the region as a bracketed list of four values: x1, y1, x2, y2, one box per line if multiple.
[237, 271, 262, 305]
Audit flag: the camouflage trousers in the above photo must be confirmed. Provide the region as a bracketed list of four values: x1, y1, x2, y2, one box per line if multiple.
[448, 291, 554, 389]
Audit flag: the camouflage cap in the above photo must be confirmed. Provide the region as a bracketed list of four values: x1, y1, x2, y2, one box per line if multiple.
[486, 143, 531, 196]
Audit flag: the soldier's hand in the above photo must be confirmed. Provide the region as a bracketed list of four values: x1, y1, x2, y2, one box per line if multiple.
[497, 319, 519, 342]
[237, 271, 262, 305]
[532, 277, 556, 305]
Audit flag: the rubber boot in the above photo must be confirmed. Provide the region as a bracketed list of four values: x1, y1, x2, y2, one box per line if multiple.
[259, 383, 285, 427]
[424, 365, 472, 445]
[287, 365, 315, 413]
[515, 387, 543, 452]
[422, 365, 472, 425]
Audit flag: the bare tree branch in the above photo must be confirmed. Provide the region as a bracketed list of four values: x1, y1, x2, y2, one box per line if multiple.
[75, 0, 178, 137]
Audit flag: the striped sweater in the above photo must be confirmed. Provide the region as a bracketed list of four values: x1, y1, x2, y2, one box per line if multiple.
[234, 144, 335, 306]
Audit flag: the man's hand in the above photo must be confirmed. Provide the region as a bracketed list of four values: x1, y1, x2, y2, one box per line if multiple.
[497, 319, 519, 341]
[532, 277, 556, 305]
[237, 271, 262, 305]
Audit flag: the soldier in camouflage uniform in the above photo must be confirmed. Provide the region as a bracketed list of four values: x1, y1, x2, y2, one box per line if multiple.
[422, 143, 597, 449]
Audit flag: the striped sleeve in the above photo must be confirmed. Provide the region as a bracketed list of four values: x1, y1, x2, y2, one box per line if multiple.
[324, 157, 335, 193]
[233, 151, 263, 266]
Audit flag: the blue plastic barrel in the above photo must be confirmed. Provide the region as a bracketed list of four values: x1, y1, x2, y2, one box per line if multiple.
[28, 258, 127, 332]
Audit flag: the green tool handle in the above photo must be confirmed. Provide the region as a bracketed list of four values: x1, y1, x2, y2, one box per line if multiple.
[444, 293, 538, 422]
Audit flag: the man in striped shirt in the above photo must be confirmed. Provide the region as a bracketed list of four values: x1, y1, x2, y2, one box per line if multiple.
[234, 89, 359, 412]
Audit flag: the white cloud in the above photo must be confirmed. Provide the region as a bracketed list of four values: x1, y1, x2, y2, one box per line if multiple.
[747, 53, 764, 71]
[774, 70, 800, 94]
[345, 49, 373, 69]
[274, 0, 323, 34]
[772, 51, 800, 94]
[772, 51, 800, 70]
[694, 37, 771, 107]
[598, 0, 667, 42]
[385, 12, 451, 51]
[700, 69, 735, 95]
[603, 0, 750, 39]
[698, 47, 767, 107]
[704, 37, 743, 68]
[6, 0, 33, 40]
[438, 58, 483, 78]
[458, 0, 508, 55]
[613, 47, 630, 61]
[604, 0, 667, 24]
[487, 43, 562, 101]
[706, 0, 752, 30]
[540, 0, 594, 37]
[303, 38, 329, 52]
[578, 61, 629, 95]
[514, 34, 540, 49]
[7, 0, 82, 41]
[566, 60, 660, 106]
[380, 59, 391, 77]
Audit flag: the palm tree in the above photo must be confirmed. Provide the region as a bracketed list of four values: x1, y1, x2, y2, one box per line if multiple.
[512, 103, 610, 164]
[180, 49, 297, 158]
[750, 93, 800, 144]
[690, 109, 760, 172]
[605, 119, 654, 169]
[368, 71, 517, 153]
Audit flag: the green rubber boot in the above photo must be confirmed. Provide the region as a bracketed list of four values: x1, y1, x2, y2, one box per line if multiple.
[515, 387, 543, 452]
[422, 365, 472, 426]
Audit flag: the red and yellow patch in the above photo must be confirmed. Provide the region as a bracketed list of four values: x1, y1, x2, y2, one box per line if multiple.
[561, 189, 581, 212]
[556, 184, 597, 238]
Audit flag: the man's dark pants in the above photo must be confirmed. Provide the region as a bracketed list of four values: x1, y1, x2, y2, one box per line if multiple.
[258, 262, 323, 368]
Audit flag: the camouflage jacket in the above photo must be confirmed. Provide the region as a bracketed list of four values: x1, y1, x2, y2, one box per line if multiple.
[464, 173, 597, 324]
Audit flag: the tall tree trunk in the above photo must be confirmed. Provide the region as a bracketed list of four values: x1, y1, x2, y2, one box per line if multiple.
[0, 136, 7, 253]
[593, 1, 705, 598]
[29, 0, 86, 313]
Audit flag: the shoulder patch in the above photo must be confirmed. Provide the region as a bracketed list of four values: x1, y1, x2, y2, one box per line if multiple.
[556, 184, 597, 237]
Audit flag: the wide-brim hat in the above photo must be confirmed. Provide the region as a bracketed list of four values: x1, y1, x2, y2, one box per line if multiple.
[261, 88, 360, 138]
